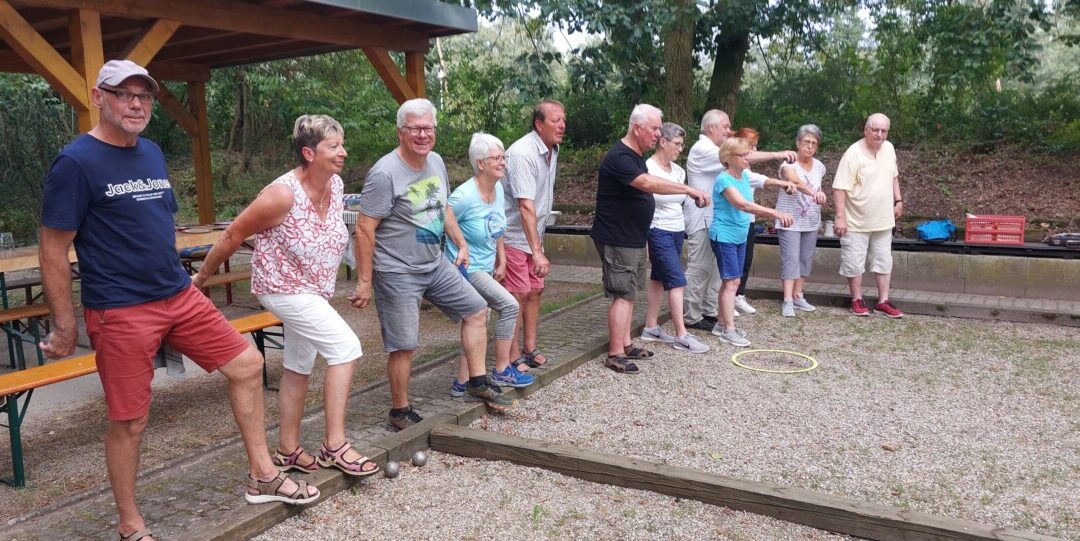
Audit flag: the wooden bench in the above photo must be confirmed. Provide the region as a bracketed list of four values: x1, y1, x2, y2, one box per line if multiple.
[199, 269, 253, 305]
[0, 303, 50, 370]
[0, 310, 282, 487]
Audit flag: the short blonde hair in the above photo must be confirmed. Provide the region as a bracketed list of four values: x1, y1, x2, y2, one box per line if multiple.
[293, 114, 344, 166]
[718, 137, 751, 167]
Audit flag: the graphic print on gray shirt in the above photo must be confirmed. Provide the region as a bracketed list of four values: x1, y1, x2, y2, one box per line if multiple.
[358, 150, 450, 273]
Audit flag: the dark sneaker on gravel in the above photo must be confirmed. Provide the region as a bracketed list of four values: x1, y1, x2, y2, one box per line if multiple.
[686, 319, 713, 331]
[465, 383, 515, 411]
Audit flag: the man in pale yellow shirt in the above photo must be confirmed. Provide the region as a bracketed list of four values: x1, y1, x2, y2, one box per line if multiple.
[832, 113, 904, 318]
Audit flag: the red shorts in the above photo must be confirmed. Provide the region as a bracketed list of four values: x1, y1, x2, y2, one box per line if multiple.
[500, 246, 545, 294]
[85, 284, 251, 421]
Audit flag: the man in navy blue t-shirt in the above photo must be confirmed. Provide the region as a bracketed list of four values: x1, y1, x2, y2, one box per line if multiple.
[590, 104, 709, 375]
[39, 61, 317, 541]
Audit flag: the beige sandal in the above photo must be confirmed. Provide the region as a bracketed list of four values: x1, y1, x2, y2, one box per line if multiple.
[119, 529, 154, 541]
[244, 471, 319, 505]
[317, 441, 380, 477]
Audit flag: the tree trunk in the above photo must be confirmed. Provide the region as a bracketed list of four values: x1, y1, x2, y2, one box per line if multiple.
[662, 0, 696, 129]
[706, 30, 751, 119]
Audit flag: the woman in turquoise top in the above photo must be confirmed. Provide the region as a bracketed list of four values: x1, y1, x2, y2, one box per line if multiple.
[709, 137, 794, 348]
[445, 133, 533, 393]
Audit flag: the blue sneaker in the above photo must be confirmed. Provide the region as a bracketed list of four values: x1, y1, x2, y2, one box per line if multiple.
[491, 365, 535, 388]
[450, 379, 466, 398]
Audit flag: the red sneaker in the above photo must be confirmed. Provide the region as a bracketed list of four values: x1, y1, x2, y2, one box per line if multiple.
[850, 298, 870, 316]
[875, 300, 904, 318]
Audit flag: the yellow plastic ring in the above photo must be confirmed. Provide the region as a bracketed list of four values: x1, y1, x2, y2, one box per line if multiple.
[731, 349, 818, 374]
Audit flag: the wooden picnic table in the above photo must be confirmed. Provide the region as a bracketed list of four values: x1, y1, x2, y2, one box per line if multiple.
[0, 230, 226, 274]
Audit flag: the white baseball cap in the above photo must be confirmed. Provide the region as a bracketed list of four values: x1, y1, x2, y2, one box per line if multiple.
[96, 60, 159, 92]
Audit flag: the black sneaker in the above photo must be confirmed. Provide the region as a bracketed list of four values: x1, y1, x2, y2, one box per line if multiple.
[687, 319, 713, 331]
[465, 383, 515, 411]
[702, 314, 719, 325]
[387, 408, 423, 431]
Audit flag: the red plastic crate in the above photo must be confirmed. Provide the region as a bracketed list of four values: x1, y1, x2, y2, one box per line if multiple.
[964, 215, 1026, 245]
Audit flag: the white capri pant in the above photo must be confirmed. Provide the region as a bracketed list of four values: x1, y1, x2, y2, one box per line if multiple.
[257, 293, 363, 375]
[839, 230, 893, 277]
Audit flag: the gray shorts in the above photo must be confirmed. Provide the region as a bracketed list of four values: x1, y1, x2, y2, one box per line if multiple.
[373, 258, 487, 352]
[778, 229, 818, 280]
[593, 240, 646, 301]
[468, 270, 519, 341]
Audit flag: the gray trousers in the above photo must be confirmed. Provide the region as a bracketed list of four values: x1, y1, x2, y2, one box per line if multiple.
[682, 228, 720, 324]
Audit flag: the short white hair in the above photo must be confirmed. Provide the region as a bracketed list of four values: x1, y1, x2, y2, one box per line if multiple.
[468, 132, 504, 175]
[700, 109, 728, 132]
[628, 104, 662, 132]
[396, 98, 437, 128]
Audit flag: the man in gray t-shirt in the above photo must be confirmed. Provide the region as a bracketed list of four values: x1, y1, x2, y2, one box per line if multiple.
[351, 99, 513, 431]
[499, 100, 565, 370]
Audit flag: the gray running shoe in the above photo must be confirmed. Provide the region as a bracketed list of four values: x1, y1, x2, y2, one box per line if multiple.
[673, 333, 710, 353]
[734, 295, 757, 315]
[465, 382, 515, 411]
[792, 296, 816, 311]
[640, 326, 676, 343]
[782, 300, 796, 318]
[711, 325, 751, 347]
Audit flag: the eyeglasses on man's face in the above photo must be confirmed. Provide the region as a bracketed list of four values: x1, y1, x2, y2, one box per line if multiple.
[402, 125, 436, 136]
[101, 87, 155, 104]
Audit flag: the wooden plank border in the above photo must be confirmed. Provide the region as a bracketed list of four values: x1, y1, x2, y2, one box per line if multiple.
[429, 424, 1061, 541]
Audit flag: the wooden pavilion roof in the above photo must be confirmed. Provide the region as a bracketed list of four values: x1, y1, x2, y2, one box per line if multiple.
[1, 0, 476, 80]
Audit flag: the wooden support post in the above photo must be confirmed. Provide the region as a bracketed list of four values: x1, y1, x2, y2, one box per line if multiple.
[430, 425, 1061, 541]
[68, 9, 103, 132]
[0, 1, 88, 111]
[405, 50, 425, 99]
[187, 81, 214, 224]
[155, 84, 197, 136]
[362, 46, 414, 104]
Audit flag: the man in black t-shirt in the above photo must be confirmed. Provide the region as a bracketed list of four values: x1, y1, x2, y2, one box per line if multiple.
[591, 104, 709, 375]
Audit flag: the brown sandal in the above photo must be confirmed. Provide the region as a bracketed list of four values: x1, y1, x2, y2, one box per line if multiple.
[272, 446, 320, 473]
[119, 529, 154, 541]
[245, 471, 320, 505]
[605, 355, 640, 374]
[623, 344, 654, 359]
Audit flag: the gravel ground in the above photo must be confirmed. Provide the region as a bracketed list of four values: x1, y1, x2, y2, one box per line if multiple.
[260, 302, 1078, 540]
[257, 450, 852, 541]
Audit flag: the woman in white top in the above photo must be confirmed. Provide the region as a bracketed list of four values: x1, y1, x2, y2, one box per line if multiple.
[639, 123, 709, 354]
[775, 124, 828, 317]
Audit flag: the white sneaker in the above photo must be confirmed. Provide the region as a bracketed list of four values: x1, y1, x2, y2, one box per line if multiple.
[640, 326, 676, 343]
[792, 296, 816, 312]
[781, 300, 795, 318]
[734, 295, 757, 315]
[672, 333, 710, 353]
[711, 325, 751, 347]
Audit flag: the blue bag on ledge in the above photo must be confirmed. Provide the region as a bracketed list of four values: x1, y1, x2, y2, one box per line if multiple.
[915, 219, 956, 243]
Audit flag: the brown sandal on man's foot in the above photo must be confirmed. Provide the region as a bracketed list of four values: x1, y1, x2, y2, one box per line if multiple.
[604, 355, 640, 375]
[623, 344, 654, 359]
[521, 348, 553, 368]
[119, 529, 154, 541]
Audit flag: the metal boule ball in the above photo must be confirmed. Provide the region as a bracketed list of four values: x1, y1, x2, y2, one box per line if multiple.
[412, 451, 428, 467]
[384, 460, 400, 478]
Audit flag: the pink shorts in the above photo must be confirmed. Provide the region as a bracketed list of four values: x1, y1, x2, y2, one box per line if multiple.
[85, 284, 251, 421]
[501, 246, 545, 294]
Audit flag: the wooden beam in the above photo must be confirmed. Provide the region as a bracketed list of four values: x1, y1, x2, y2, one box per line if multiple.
[0, 0, 88, 109]
[155, 84, 196, 136]
[14, 0, 430, 52]
[68, 8, 103, 132]
[0, 50, 207, 81]
[187, 80, 215, 224]
[405, 50, 425, 99]
[362, 46, 413, 104]
[430, 425, 1061, 541]
[120, 18, 179, 66]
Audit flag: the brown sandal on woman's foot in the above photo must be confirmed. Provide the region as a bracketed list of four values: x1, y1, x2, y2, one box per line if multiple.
[317, 441, 380, 477]
[604, 355, 640, 374]
[272, 446, 320, 473]
[245, 471, 320, 505]
[119, 529, 154, 541]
